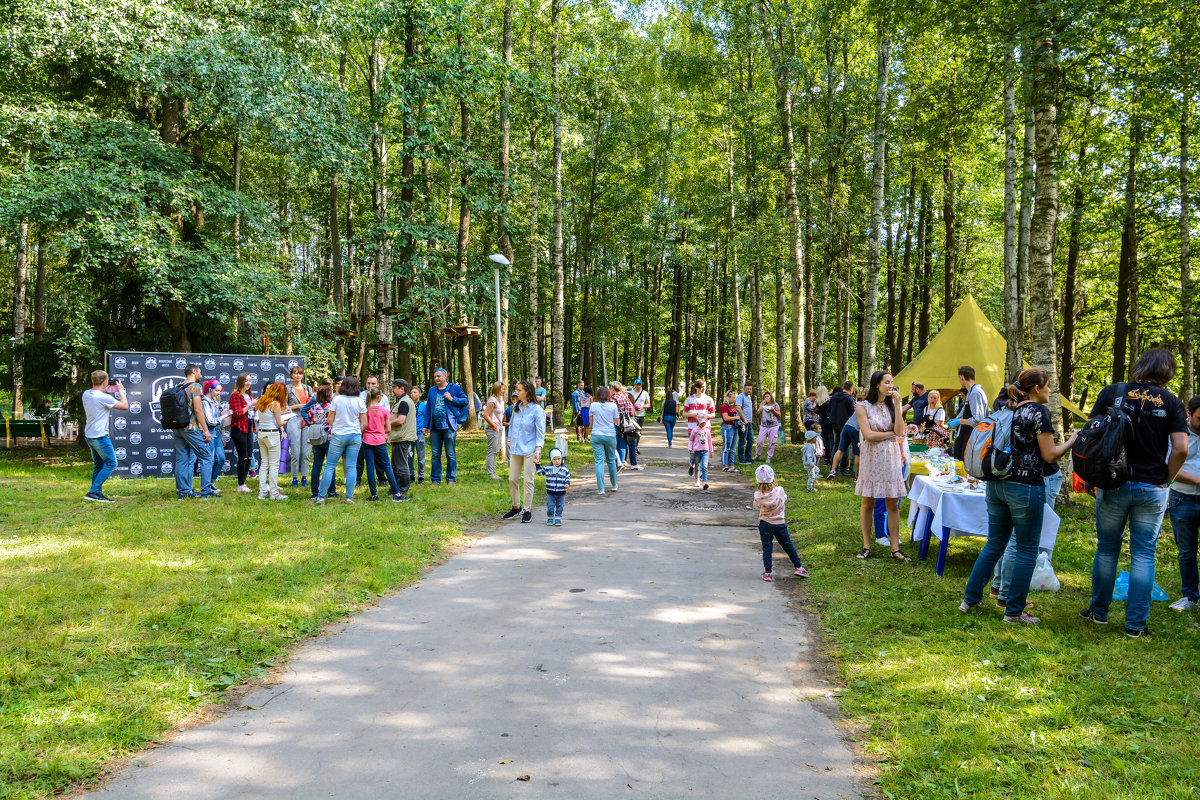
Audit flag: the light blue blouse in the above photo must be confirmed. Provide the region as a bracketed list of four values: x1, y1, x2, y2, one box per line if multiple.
[508, 402, 546, 456]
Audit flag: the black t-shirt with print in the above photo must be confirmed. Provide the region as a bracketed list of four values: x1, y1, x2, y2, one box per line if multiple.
[1090, 382, 1188, 486]
[1009, 402, 1056, 485]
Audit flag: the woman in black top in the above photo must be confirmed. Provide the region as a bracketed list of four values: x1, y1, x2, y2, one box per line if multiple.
[959, 368, 1077, 624]
[661, 390, 679, 447]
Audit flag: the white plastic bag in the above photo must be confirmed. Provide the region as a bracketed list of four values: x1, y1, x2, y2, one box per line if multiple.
[1028, 551, 1060, 592]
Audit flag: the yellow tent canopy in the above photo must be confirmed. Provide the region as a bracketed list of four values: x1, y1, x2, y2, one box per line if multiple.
[893, 294, 1087, 420]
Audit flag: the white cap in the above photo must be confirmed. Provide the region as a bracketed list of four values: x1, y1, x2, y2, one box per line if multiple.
[755, 464, 775, 483]
[549, 448, 563, 460]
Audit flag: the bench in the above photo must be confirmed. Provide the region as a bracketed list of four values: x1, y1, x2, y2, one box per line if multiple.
[4, 418, 49, 448]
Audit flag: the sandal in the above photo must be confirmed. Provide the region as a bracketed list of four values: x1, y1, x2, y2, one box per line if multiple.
[855, 548, 871, 560]
[890, 549, 911, 562]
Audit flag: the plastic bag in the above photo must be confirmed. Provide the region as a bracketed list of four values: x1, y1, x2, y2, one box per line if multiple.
[1028, 552, 1060, 592]
[1111, 570, 1171, 602]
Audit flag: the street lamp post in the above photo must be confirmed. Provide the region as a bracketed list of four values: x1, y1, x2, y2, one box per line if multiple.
[488, 253, 511, 460]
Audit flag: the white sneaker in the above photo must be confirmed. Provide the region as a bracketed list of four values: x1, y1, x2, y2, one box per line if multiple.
[598, 489, 606, 496]
[271, 491, 289, 500]
[257, 492, 270, 500]
[237, 485, 253, 493]
[1169, 597, 1199, 612]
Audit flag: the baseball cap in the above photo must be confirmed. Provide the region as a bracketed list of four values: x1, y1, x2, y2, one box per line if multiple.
[203, 380, 223, 393]
[805, 430, 819, 440]
[549, 448, 563, 460]
[755, 464, 775, 483]
[634, 379, 642, 385]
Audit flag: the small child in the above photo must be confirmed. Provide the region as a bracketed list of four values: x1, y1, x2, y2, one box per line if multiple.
[802, 430, 820, 492]
[688, 412, 714, 490]
[537, 448, 571, 526]
[753, 464, 808, 581]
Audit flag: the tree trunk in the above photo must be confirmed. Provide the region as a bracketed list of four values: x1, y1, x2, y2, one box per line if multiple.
[862, 32, 891, 384]
[455, 28, 477, 429]
[893, 165, 915, 369]
[33, 238, 45, 342]
[942, 158, 956, 322]
[1028, 15, 1062, 438]
[917, 180, 932, 350]
[1017, 77, 1035, 346]
[11, 216, 28, 416]
[1113, 117, 1140, 383]
[550, 0, 565, 425]
[1182, 88, 1194, 399]
[232, 131, 242, 259]
[397, 18, 418, 383]
[369, 40, 393, 382]
[1003, 55, 1022, 380]
[1061, 142, 1086, 428]
[495, 0, 514, 388]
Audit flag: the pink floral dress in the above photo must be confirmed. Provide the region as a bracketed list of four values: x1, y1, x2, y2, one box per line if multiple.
[854, 401, 906, 499]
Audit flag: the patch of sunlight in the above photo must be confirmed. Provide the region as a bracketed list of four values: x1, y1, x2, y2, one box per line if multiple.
[706, 736, 768, 755]
[22, 704, 101, 727]
[648, 602, 745, 624]
[0, 536, 78, 561]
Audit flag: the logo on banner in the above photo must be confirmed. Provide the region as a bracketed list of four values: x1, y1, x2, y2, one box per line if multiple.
[114, 417, 127, 430]
[204, 358, 217, 371]
[161, 461, 173, 475]
[250, 373, 259, 385]
[259, 359, 272, 371]
[222, 430, 231, 444]
[146, 357, 158, 370]
[274, 373, 286, 383]
[114, 356, 127, 370]
[288, 360, 299, 369]
[114, 448, 127, 460]
[233, 359, 244, 370]
[130, 462, 143, 476]
[128, 401, 142, 415]
[128, 371, 142, 384]
[145, 447, 158, 460]
[221, 461, 231, 473]
[149, 376, 184, 425]
[129, 432, 142, 445]
[174, 357, 188, 370]
[219, 372, 230, 384]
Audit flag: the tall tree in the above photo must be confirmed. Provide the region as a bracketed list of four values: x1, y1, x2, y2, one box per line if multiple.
[861, 31, 891, 383]
[1002, 54, 1022, 379]
[550, 0, 565, 424]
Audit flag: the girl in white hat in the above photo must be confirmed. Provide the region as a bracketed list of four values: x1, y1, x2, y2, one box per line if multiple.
[753, 464, 809, 581]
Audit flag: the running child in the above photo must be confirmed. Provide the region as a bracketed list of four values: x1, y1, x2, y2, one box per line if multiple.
[753, 464, 809, 581]
[536, 447, 571, 525]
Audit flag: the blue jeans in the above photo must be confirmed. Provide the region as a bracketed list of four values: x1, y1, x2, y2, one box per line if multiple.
[964, 481, 1045, 617]
[546, 491, 566, 522]
[429, 427, 457, 483]
[738, 425, 754, 462]
[171, 429, 214, 498]
[319, 432, 362, 500]
[759, 521, 801, 573]
[210, 431, 225, 484]
[1168, 490, 1200, 602]
[721, 424, 737, 467]
[591, 434, 618, 490]
[309, 441, 335, 497]
[625, 432, 638, 466]
[616, 433, 627, 464]
[362, 442, 399, 497]
[1088, 481, 1169, 631]
[995, 471, 1063, 595]
[663, 416, 677, 446]
[84, 435, 117, 495]
[690, 449, 709, 483]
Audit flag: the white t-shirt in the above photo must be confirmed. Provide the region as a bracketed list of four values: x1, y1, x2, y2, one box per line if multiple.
[329, 394, 368, 437]
[589, 401, 620, 438]
[632, 389, 650, 417]
[82, 389, 118, 439]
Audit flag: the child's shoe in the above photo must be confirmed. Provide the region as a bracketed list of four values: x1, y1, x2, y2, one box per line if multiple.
[554, 518, 562, 526]
[794, 566, 810, 578]
[762, 572, 773, 581]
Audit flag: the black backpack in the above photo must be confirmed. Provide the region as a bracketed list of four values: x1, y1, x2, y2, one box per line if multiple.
[1071, 383, 1131, 490]
[159, 383, 193, 430]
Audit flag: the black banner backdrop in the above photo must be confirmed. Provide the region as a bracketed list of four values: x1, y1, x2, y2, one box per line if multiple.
[105, 351, 305, 479]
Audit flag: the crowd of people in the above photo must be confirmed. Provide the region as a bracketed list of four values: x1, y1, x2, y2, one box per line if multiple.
[78, 350, 1200, 635]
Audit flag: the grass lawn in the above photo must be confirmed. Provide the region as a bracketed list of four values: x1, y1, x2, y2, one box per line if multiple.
[0, 433, 510, 800]
[763, 442, 1200, 800]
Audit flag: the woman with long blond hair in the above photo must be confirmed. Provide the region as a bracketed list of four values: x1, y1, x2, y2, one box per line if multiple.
[483, 381, 506, 479]
[255, 381, 288, 500]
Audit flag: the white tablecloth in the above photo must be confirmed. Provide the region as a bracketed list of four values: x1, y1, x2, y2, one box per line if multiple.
[907, 475, 1059, 551]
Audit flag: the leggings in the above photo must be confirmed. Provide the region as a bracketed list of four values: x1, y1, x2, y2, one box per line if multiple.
[663, 416, 677, 446]
[756, 424, 779, 459]
[231, 427, 254, 486]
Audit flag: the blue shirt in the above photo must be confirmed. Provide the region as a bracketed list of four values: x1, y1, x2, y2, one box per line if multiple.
[508, 402, 546, 456]
[416, 401, 428, 438]
[537, 464, 571, 493]
[571, 389, 584, 414]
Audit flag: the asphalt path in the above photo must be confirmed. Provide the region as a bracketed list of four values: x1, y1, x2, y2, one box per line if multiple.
[86, 426, 862, 799]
